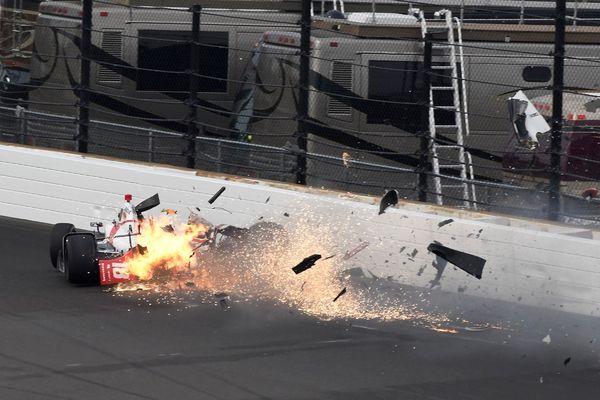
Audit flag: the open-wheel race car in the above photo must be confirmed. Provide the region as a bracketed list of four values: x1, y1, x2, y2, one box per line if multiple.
[49, 193, 284, 286]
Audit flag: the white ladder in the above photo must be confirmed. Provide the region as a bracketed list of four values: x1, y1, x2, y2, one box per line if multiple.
[417, 9, 477, 208]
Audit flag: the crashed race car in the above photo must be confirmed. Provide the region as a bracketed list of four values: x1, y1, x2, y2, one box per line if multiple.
[49, 193, 283, 285]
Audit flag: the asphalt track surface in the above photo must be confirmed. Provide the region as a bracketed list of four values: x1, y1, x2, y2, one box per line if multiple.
[1, 216, 599, 400]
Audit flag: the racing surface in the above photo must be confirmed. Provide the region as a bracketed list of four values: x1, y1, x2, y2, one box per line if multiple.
[1, 216, 599, 400]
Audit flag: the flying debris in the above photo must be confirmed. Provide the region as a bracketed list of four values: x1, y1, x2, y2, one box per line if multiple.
[563, 357, 571, 366]
[427, 243, 486, 279]
[211, 207, 233, 214]
[265, 196, 271, 203]
[342, 151, 352, 168]
[135, 193, 161, 216]
[208, 187, 226, 204]
[161, 209, 177, 215]
[379, 190, 399, 215]
[542, 334, 551, 344]
[136, 244, 148, 255]
[343, 242, 369, 260]
[292, 254, 322, 274]
[214, 293, 230, 310]
[333, 287, 347, 302]
[437, 219, 454, 228]
[161, 224, 175, 234]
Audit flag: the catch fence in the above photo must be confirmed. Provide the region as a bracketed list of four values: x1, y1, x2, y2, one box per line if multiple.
[1, 0, 600, 225]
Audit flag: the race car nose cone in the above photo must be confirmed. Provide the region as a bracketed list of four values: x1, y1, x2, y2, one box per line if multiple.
[124, 194, 133, 201]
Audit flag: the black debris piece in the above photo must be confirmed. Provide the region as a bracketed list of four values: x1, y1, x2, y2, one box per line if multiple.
[195, 207, 201, 212]
[265, 196, 270, 203]
[214, 292, 230, 310]
[136, 244, 148, 255]
[211, 206, 233, 214]
[427, 243, 486, 279]
[283, 212, 290, 217]
[333, 287, 347, 302]
[185, 281, 195, 287]
[135, 193, 160, 215]
[411, 249, 418, 258]
[300, 281, 306, 291]
[219, 225, 248, 238]
[438, 219, 454, 228]
[322, 254, 336, 261]
[208, 186, 226, 204]
[189, 252, 195, 258]
[564, 357, 571, 366]
[379, 190, 399, 215]
[161, 224, 175, 234]
[219, 298, 229, 310]
[292, 254, 322, 274]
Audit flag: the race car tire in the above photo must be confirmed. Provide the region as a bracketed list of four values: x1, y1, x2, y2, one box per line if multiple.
[64, 233, 99, 285]
[50, 223, 75, 268]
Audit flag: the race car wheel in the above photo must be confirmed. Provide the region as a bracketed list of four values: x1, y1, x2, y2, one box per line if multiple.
[50, 223, 75, 268]
[64, 233, 99, 285]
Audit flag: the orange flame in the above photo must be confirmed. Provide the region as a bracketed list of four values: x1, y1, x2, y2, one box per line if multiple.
[126, 217, 208, 281]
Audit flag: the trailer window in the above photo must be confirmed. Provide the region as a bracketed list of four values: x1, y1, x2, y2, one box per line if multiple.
[367, 60, 422, 131]
[137, 30, 228, 92]
[522, 66, 551, 83]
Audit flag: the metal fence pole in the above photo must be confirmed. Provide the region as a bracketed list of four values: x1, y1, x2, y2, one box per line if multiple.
[148, 130, 154, 162]
[418, 33, 433, 202]
[185, 5, 201, 169]
[549, 0, 566, 221]
[295, 0, 311, 185]
[16, 105, 26, 145]
[77, 0, 92, 153]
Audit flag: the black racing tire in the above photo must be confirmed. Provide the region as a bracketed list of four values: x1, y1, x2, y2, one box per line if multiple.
[49, 223, 75, 268]
[64, 233, 99, 285]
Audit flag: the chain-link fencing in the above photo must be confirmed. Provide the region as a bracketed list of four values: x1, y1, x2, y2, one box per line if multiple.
[2, 0, 600, 225]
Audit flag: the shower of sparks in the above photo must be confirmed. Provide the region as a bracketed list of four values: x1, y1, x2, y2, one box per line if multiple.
[112, 209, 450, 326]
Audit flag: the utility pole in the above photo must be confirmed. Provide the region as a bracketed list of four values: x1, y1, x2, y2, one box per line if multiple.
[549, 0, 566, 220]
[296, 0, 311, 184]
[77, 0, 92, 153]
[185, 5, 201, 169]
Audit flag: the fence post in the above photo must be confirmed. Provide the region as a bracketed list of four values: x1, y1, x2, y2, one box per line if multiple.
[549, 0, 566, 221]
[418, 33, 433, 202]
[77, 0, 92, 153]
[185, 5, 201, 169]
[16, 105, 26, 145]
[148, 130, 154, 162]
[295, 0, 311, 185]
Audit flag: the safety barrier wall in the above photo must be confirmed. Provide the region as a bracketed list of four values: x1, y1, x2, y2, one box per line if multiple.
[1, 143, 600, 317]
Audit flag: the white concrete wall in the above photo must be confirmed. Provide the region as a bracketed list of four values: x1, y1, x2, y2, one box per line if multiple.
[2, 143, 600, 317]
